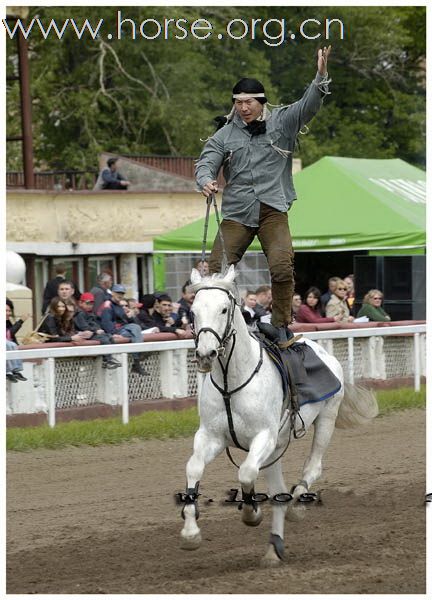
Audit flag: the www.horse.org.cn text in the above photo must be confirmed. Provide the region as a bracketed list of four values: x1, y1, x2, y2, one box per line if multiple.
[3, 13, 345, 47]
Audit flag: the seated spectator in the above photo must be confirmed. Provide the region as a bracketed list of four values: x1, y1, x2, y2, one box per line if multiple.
[90, 272, 113, 317]
[150, 294, 188, 337]
[6, 340, 27, 383]
[255, 285, 272, 314]
[357, 289, 391, 322]
[137, 294, 159, 331]
[100, 284, 146, 375]
[101, 157, 130, 190]
[74, 292, 121, 369]
[41, 263, 81, 314]
[291, 293, 302, 321]
[344, 274, 355, 314]
[241, 290, 264, 325]
[194, 259, 210, 277]
[325, 279, 354, 322]
[6, 298, 30, 344]
[296, 287, 341, 324]
[177, 281, 195, 327]
[38, 297, 93, 342]
[125, 298, 142, 318]
[321, 277, 340, 309]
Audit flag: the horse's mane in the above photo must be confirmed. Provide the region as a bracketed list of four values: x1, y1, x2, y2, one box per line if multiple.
[189, 273, 241, 304]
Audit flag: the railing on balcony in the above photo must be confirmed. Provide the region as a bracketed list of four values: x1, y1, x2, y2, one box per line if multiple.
[7, 170, 99, 191]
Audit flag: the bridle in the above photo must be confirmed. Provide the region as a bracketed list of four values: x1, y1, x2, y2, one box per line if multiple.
[192, 286, 237, 358]
[192, 285, 263, 452]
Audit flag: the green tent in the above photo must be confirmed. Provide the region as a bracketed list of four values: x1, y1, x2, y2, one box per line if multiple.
[154, 157, 426, 253]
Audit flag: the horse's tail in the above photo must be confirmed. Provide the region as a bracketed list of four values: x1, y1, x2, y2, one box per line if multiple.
[335, 383, 379, 429]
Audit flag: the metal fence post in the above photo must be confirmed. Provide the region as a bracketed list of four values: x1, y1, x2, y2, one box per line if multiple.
[347, 337, 354, 384]
[45, 357, 56, 428]
[120, 353, 129, 424]
[413, 333, 420, 392]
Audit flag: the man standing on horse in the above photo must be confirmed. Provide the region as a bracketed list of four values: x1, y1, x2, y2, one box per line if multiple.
[195, 46, 331, 342]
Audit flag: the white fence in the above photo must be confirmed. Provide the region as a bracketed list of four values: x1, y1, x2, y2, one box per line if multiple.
[6, 325, 427, 427]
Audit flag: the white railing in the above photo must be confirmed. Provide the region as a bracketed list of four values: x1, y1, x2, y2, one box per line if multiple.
[6, 325, 427, 427]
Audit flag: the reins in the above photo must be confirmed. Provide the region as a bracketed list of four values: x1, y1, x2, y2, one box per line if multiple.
[201, 193, 228, 273]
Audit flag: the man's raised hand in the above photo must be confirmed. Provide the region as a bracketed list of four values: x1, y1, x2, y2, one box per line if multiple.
[318, 45, 331, 76]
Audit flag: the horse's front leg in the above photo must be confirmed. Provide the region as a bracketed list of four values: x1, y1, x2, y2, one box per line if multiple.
[238, 429, 277, 527]
[261, 460, 289, 567]
[180, 428, 224, 550]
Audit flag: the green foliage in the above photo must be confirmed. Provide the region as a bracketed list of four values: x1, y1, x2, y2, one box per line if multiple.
[6, 6, 425, 170]
[6, 386, 426, 452]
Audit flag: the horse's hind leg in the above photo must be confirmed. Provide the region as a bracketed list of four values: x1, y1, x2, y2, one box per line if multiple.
[261, 460, 289, 567]
[287, 399, 341, 521]
[180, 429, 224, 550]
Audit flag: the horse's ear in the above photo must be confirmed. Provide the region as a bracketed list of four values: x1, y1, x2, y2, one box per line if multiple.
[224, 264, 236, 283]
[190, 268, 202, 285]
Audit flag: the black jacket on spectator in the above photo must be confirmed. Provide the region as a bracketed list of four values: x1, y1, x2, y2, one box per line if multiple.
[38, 314, 74, 342]
[177, 298, 193, 323]
[149, 311, 182, 333]
[6, 319, 24, 344]
[73, 310, 102, 333]
[137, 309, 157, 329]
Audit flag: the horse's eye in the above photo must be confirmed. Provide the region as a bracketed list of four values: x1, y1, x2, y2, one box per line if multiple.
[222, 308, 228, 314]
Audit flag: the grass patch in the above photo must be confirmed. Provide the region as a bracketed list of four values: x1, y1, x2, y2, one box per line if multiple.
[376, 384, 426, 415]
[7, 407, 199, 452]
[7, 386, 426, 452]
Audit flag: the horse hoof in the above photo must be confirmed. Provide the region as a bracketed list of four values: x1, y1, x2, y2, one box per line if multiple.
[180, 531, 202, 550]
[261, 544, 284, 568]
[242, 507, 263, 527]
[285, 503, 306, 522]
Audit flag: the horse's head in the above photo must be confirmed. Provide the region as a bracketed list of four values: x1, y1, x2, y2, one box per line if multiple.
[189, 265, 238, 372]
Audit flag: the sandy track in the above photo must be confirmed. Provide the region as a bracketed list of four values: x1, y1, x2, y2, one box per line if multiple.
[7, 409, 426, 594]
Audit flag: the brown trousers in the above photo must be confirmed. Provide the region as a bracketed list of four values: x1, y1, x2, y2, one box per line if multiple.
[209, 203, 294, 327]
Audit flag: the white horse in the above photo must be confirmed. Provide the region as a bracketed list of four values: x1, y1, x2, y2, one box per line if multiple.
[180, 265, 378, 566]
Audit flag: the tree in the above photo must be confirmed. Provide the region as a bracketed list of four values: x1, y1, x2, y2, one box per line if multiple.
[5, 5, 425, 171]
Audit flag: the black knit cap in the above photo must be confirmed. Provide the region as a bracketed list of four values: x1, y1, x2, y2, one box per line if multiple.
[232, 78, 267, 104]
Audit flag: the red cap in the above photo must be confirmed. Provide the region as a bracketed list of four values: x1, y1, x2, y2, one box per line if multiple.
[80, 292, 95, 302]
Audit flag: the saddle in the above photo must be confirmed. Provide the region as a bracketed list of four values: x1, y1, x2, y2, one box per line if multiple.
[254, 322, 342, 410]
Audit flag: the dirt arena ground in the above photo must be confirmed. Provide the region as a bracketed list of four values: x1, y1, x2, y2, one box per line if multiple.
[7, 408, 426, 594]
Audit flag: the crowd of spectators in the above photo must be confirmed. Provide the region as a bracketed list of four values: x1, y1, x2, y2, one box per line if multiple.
[239, 273, 393, 328]
[6, 266, 394, 383]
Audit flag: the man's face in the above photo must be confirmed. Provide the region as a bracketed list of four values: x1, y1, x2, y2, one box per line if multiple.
[234, 98, 263, 123]
[58, 284, 73, 300]
[110, 161, 118, 172]
[157, 300, 172, 318]
[257, 290, 271, 308]
[111, 291, 125, 304]
[102, 277, 113, 290]
[79, 300, 94, 313]
[292, 294, 302, 309]
[182, 290, 195, 305]
[244, 294, 257, 309]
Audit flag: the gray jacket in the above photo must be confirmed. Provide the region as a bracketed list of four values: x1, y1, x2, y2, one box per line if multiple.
[195, 72, 330, 226]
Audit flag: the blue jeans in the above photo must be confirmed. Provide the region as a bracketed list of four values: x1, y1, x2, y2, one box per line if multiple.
[118, 324, 143, 359]
[6, 340, 24, 373]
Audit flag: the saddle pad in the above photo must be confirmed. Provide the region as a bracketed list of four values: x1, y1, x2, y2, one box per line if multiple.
[257, 336, 341, 406]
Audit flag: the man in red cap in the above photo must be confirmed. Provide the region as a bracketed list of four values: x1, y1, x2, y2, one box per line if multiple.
[74, 292, 121, 369]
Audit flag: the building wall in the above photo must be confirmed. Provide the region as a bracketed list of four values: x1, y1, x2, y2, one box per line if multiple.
[7, 190, 205, 249]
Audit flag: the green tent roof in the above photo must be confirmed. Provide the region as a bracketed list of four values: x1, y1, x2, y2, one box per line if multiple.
[154, 157, 426, 253]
